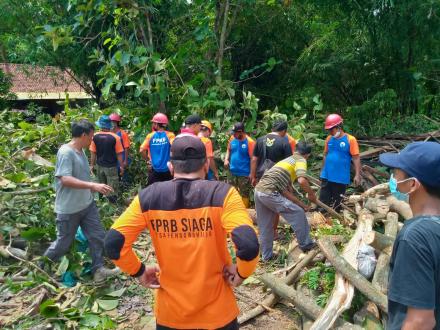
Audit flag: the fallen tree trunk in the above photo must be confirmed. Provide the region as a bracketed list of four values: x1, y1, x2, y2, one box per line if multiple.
[386, 196, 413, 220]
[317, 236, 388, 313]
[238, 249, 319, 324]
[361, 183, 389, 199]
[364, 197, 390, 215]
[314, 199, 343, 221]
[365, 231, 395, 253]
[362, 171, 380, 186]
[311, 211, 375, 329]
[362, 165, 390, 179]
[372, 212, 399, 295]
[260, 274, 361, 330]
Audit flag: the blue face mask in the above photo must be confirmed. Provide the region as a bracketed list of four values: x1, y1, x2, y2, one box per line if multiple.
[389, 174, 413, 202]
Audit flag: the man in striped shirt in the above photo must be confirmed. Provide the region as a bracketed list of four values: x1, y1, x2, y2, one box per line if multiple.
[255, 141, 317, 261]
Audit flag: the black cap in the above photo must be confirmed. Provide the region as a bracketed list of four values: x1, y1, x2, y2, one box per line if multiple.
[170, 136, 206, 160]
[232, 122, 245, 132]
[272, 120, 288, 132]
[184, 114, 202, 125]
[379, 141, 440, 188]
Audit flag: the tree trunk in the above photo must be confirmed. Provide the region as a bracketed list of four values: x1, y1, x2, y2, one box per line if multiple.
[372, 212, 398, 295]
[365, 231, 394, 254]
[311, 211, 375, 329]
[217, 0, 230, 81]
[364, 197, 390, 215]
[145, 11, 154, 51]
[386, 195, 413, 220]
[260, 274, 361, 329]
[238, 249, 319, 324]
[317, 236, 388, 313]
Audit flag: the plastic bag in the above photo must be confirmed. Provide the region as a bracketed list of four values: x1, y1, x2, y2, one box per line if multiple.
[357, 244, 377, 279]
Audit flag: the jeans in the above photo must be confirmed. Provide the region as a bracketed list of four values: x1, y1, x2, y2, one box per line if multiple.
[254, 190, 313, 260]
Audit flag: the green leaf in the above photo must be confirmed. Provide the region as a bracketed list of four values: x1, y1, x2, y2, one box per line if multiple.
[39, 299, 60, 317]
[125, 81, 138, 86]
[121, 53, 131, 66]
[56, 256, 69, 276]
[80, 313, 100, 327]
[21, 227, 46, 241]
[97, 299, 119, 311]
[105, 287, 126, 297]
[103, 38, 112, 45]
[242, 276, 260, 285]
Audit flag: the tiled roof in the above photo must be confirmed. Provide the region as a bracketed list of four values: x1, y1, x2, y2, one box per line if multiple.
[0, 63, 92, 99]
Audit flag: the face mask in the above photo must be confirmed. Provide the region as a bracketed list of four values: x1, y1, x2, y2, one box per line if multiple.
[333, 129, 341, 138]
[389, 174, 414, 202]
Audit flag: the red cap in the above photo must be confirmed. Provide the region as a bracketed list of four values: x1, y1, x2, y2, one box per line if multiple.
[151, 112, 169, 125]
[324, 114, 343, 129]
[109, 113, 121, 122]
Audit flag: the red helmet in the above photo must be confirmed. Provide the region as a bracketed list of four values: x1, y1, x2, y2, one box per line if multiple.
[151, 112, 169, 125]
[324, 114, 343, 129]
[109, 113, 121, 122]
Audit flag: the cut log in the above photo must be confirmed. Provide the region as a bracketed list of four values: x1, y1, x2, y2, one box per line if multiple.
[386, 196, 413, 220]
[314, 199, 343, 221]
[238, 249, 319, 324]
[372, 212, 399, 295]
[343, 209, 357, 227]
[362, 171, 380, 186]
[353, 301, 381, 327]
[347, 194, 362, 204]
[361, 183, 389, 198]
[359, 147, 393, 159]
[311, 211, 375, 329]
[316, 236, 388, 313]
[364, 197, 390, 215]
[362, 165, 390, 179]
[260, 274, 361, 330]
[364, 231, 394, 253]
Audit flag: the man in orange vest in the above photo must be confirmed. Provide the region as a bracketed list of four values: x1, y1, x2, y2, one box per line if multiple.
[105, 136, 259, 329]
[198, 120, 219, 180]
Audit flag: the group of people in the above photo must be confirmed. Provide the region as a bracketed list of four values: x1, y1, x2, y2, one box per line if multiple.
[42, 111, 440, 330]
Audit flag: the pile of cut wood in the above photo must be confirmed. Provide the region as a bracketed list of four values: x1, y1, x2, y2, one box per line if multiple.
[241, 182, 413, 329]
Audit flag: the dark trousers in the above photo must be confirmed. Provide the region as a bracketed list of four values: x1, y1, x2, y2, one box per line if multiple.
[148, 169, 173, 186]
[44, 202, 104, 273]
[319, 179, 347, 211]
[156, 318, 239, 330]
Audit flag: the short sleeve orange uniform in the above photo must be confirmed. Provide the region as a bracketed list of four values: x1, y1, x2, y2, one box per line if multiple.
[104, 180, 259, 329]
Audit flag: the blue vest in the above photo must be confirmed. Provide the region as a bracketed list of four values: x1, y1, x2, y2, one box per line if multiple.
[150, 131, 171, 172]
[230, 137, 251, 177]
[320, 134, 352, 184]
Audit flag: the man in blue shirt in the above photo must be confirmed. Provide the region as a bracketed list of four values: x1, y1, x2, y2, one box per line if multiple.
[380, 142, 440, 330]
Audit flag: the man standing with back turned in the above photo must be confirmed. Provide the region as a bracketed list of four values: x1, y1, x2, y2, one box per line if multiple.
[379, 142, 440, 330]
[105, 135, 259, 330]
[90, 115, 124, 203]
